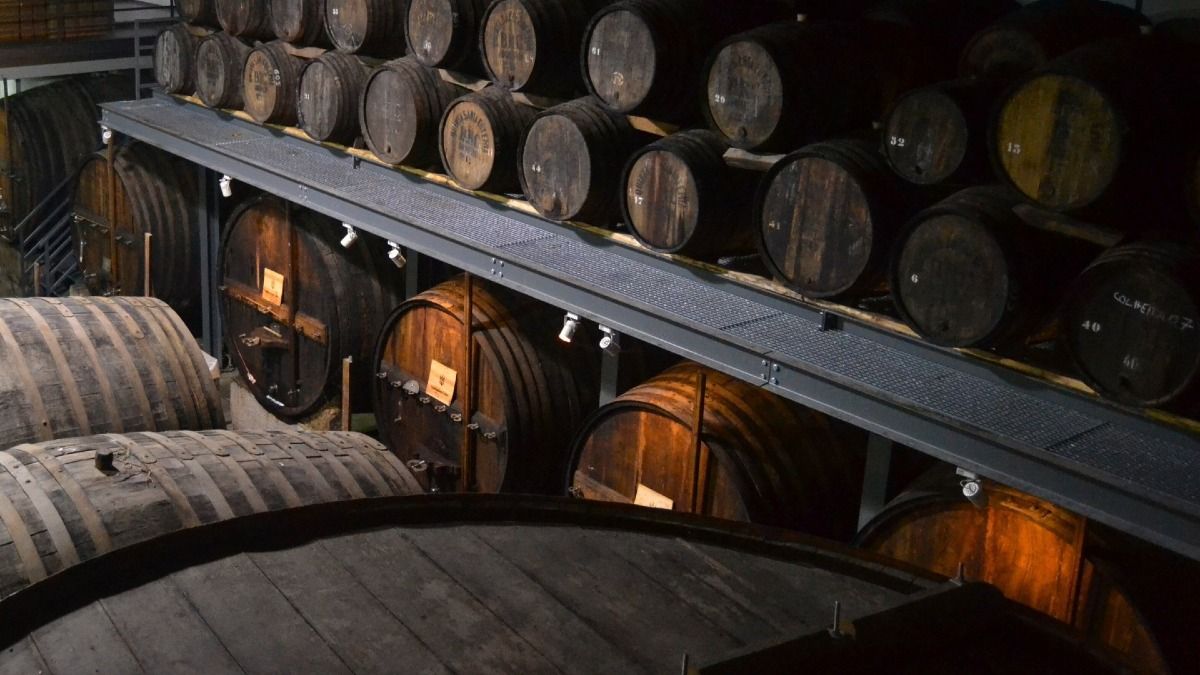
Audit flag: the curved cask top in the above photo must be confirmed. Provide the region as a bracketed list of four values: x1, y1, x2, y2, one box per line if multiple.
[704, 37, 784, 149]
[360, 58, 468, 168]
[884, 87, 970, 185]
[272, 0, 330, 46]
[406, 0, 488, 70]
[585, 6, 657, 112]
[325, 0, 407, 56]
[195, 32, 252, 109]
[154, 25, 200, 95]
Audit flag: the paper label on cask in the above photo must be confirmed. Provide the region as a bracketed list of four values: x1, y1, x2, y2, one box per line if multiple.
[262, 268, 285, 305]
[634, 484, 674, 511]
[427, 360, 457, 406]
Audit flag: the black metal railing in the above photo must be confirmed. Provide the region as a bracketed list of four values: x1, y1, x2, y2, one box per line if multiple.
[15, 167, 83, 296]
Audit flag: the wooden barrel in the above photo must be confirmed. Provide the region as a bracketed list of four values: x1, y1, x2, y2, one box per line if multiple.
[991, 37, 1194, 226]
[960, 0, 1148, 79]
[520, 98, 649, 224]
[215, 0, 273, 39]
[890, 186, 1097, 348]
[298, 51, 370, 144]
[863, 0, 1018, 67]
[154, 24, 202, 95]
[243, 41, 307, 125]
[178, 0, 218, 25]
[621, 130, 757, 261]
[568, 362, 863, 539]
[361, 58, 469, 168]
[0, 430, 421, 602]
[857, 472, 1182, 674]
[702, 21, 881, 152]
[480, 0, 611, 97]
[0, 297, 224, 446]
[373, 275, 600, 494]
[581, 0, 792, 122]
[221, 195, 402, 421]
[757, 139, 910, 298]
[325, 0, 406, 56]
[882, 76, 1007, 186]
[439, 87, 538, 193]
[194, 31, 253, 109]
[271, 0, 330, 46]
[406, 0, 489, 72]
[1063, 242, 1200, 411]
[72, 142, 201, 332]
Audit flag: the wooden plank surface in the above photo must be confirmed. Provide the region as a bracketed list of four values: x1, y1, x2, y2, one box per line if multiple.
[30, 603, 144, 674]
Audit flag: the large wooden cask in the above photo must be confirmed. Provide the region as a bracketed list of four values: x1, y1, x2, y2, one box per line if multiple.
[221, 195, 403, 421]
[0, 297, 224, 446]
[406, 0, 489, 72]
[582, 0, 792, 122]
[757, 139, 910, 298]
[439, 87, 538, 193]
[569, 362, 864, 539]
[520, 98, 650, 224]
[361, 57, 469, 168]
[242, 41, 307, 125]
[622, 130, 757, 261]
[298, 51, 370, 144]
[1064, 242, 1200, 412]
[480, 0, 612, 97]
[72, 142, 201, 332]
[373, 275, 599, 494]
[324, 0, 407, 56]
[272, 0, 330, 46]
[154, 24, 203, 95]
[194, 31, 253, 109]
[215, 0, 273, 39]
[960, 0, 1147, 79]
[890, 186, 1097, 348]
[0, 430, 421, 602]
[858, 472, 1188, 674]
[178, 0, 218, 26]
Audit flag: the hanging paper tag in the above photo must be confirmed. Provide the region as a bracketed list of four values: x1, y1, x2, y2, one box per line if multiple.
[262, 268, 284, 305]
[427, 360, 458, 406]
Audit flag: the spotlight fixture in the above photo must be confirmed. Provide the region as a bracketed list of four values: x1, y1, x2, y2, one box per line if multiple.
[387, 241, 406, 269]
[956, 467, 988, 509]
[559, 313, 581, 343]
[598, 325, 620, 353]
[100, 126, 113, 145]
[340, 223, 358, 248]
[219, 174, 234, 198]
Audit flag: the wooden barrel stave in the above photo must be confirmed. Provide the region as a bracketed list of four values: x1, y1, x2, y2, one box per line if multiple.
[195, 31, 253, 109]
[325, 0, 407, 56]
[154, 24, 202, 95]
[298, 51, 370, 144]
[0, 430, 421, 601]
[480, 0, 612, 97]
[439, 87, 539, 193]
[178, 0, 218, 26]
[215, 0, 273, 39]
[242, 41, 306, 125]
[374, 275, 600, 494]
[361, 57, 470, 168]
[569, 362, 864, 539]
[272, 0, 331, 46]
[0, 297, 224, 446]
[221, 195, 403, 421]
[406, 0, 489, 72]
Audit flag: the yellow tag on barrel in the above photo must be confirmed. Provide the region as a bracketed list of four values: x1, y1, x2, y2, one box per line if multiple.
[262, 268, 285, 305]
[427, 359, 458, 406]
[634, 484, 674, 510]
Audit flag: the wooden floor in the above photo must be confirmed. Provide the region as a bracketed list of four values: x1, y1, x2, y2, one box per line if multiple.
[1, 522, 918, 674]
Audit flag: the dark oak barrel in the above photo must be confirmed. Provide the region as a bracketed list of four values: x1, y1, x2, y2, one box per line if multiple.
[622, 130, 758, 260]
[0, 430, 420, 602]
[361, 58, 469, 168]
[960, 0, 1148, 79]
[439, 87, 538, 193]
[215, 0, 273, 39]
[991, 37, 1195, 227]
[221, 195, 403, 421]
[406, 0, 489, 72]
[272, 0, 330, 46]
[1064, 242, 1200, 411]
[242, 41, 306, 125]
[178, 0, 218, 25]
[520, 97, 650, 224]
[154, 24, 202, 95]
[325, 0, 407, 56]
[569, 362, 863, 539]
[582, 0, 792, 122]
[72, 142, 201, 332]
[0, 297, 224, 446]
[373, 275, 600, 494]
[480, 0, 611, 97]
[194, 31, 253, 109]
[890, 186, 1097, 348]
[298, 51, 370, 144]
[758, 139, 909, 298]
[858, 472, 1189, 674]
[882, 76, 1008, 186]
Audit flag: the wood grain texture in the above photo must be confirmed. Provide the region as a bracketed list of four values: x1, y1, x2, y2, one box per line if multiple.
[373, 275, 600, 494]
[439, 87, 538, 193]
[298, 51, 370, 143]
[221, 195, 403, 421]
[242, 41, 306, 125]
[272, 0, 331, 46]
[406, 0, 489, 72]
[194, 31, 253, 109]
[178, 0, 218, 26]
[325, 0, 407, 56]
[481, 0, 612, 97]
[360, 57, 469, 168]
[154, 24, 201, 95]
[215, 0, 273, 39]
[569, 362, 865, 539]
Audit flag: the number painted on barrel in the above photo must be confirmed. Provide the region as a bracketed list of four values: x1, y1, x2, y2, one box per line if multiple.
[590, 46, 601, 56]
[1122, 355, 1142, 371]
[1006, 142, 1022, 155]
[713, 93, 727, 104]
[910, 274, 919, 284]
[1081, 320, 1102, 333]
[889, 136, 906, 148]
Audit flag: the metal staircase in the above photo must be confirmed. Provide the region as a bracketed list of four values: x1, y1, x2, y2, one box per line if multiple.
[15, 169, 82, 296]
